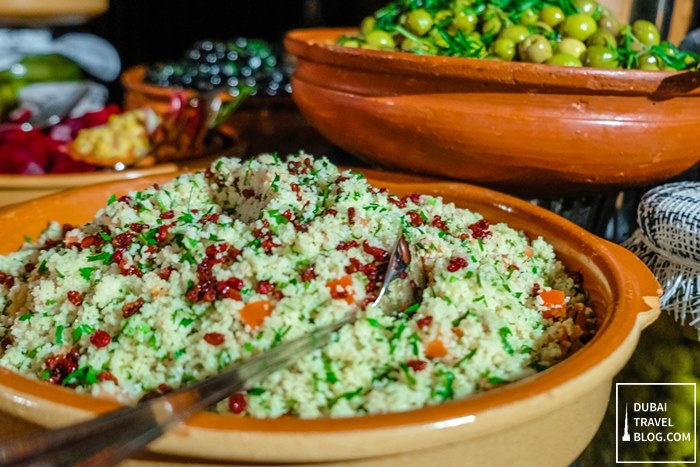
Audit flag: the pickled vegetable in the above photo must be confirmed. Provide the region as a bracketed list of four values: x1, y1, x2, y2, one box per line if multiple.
[338, 0, 700, 71]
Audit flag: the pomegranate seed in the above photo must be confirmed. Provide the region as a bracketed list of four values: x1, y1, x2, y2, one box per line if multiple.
[407, 360, 427, 371]
[256, 280, 274, 294]
[90, 330, 111, 348]
[204, 333, 225, 346]
[67, 291, 83, 307]
[229, 393, 247, 414]
[416, 316, 433, 329]
[468, 219, 492, 240]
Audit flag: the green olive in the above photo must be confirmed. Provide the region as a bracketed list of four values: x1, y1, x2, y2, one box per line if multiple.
[518, 34, 553, 63]
[364, 30, 396, 49]
[361, 17, 377, 36]
[539, 6, 565, 27]
[558, 37, 587, 59]
[482, 16, 503, 35]
[490, 38, 516, 60]
[465, 31, 481, 41]
[401, 38, 432, 53]
[454, 10, 478, 33]
[406, 8, 434, 36]
[561, 13, 598, 41]
[587, 30, 617, 48]
[547, 53, 582, 67]
[429, 27, 449, 48]
[597, 14, 621, 36]
[519, 7, 539, 25]
[498, 24, 529, 44]
[632, 19, 661, 46]
[434, 9, 453, 23]
[582, 44, 619, 68]
[574, 0, 599, 15]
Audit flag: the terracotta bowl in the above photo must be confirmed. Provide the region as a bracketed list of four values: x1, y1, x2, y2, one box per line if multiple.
[0, 169, 660, 466]
[285, 28, 700, 197]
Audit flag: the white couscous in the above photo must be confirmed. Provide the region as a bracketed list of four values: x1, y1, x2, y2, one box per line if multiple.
[0, 153, 596, 418]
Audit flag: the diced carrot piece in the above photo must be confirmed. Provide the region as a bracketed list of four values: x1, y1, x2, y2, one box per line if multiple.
[327, 274, 355, 304]
[425, 339, 448, 359]
[539, 289, 566, 308]
[539, 289, 567, 319]
[240, 300, 274, 328]
[524, 246, 534, 258]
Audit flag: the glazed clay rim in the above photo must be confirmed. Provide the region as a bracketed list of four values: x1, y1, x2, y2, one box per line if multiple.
[285, 28, 700, 97]
[0, 171, 659, 433]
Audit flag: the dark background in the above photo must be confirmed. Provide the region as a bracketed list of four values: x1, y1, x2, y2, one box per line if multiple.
[60, 0, 383, 73]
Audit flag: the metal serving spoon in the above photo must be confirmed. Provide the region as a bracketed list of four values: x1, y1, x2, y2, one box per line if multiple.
[0, 235, 411, 467]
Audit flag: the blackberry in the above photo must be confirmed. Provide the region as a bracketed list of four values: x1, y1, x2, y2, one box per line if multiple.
[145, 37, 292, 98]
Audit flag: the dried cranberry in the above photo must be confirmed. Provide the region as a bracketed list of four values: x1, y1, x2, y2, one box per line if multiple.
[336, 240, 359, 251]
[90, 330, 111, 348]
[408, 193, 422, 204]
[129, 223, 149, 233]
[24, 263, 35, 273]
[204, 333, 225, 346]
[281, 209, 293, 221]
[118, 195, 132, 204]
[362, 241, 389, 262]
[406, 211, 423, 227]
[301, 265, 316, 282]
[67, 290, 83, 307]
[97, 371, 118, 385]
[407, 360, 427, 371]
[122, 297, 145, 319]
[447, 257, 468, 272]
[431, 215, 449, 232]
[388, 196, 407, 209]
[158, 266, 175, 280]
[416, 316, 433, 329]
[45, 349, 80, 385]
[347, 207, 356, 225]
[156, 224, 172, 242]
[0, 272, 15, 288]
[112, 232, 134, 248]
[532, 283, 541, 297]
[160, 210, 175, 220]
[326, 209, 338, 216]
[229, 393, 247, 414]
[242, 189, 255, 199]
[200, 213, 220, 225]
[290, 183, 302, 201]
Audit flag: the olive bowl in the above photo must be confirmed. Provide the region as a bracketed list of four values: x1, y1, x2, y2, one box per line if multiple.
[0, 167, 660, 466]
[285, 28, 700, 197]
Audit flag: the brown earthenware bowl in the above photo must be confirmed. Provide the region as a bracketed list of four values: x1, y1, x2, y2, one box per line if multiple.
[0, 167, 660, 466]
[285, 28, 700, 197]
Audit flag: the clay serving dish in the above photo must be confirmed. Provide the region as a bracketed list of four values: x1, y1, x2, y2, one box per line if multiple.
[0, 169, 660, 466]
[285, 28, 700, 197]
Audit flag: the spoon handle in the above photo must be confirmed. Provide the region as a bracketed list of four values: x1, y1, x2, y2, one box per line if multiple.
[0, 316, 352, 467]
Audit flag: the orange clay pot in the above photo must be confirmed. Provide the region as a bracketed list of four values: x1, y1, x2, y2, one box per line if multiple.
[285, 28, 700, 197]
[0, 169, 660, 466]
